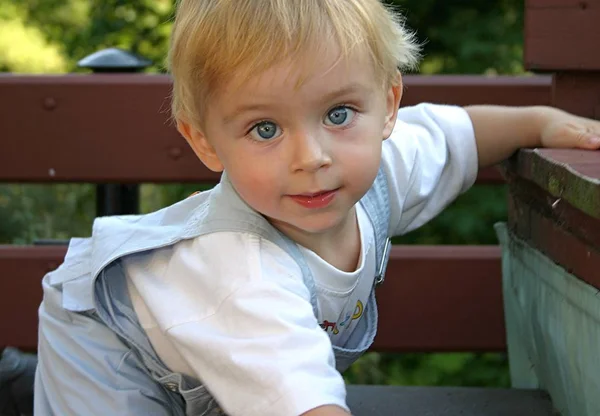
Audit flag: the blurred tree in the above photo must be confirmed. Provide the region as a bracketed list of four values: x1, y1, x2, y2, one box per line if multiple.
[0, 0, 525, 74]
[389, 0, 525, 75]
[0, 0, 66, 72]
[76, 0, 173, 71]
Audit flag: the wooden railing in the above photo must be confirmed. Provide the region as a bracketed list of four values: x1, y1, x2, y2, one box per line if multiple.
[0, 75, 551, 352]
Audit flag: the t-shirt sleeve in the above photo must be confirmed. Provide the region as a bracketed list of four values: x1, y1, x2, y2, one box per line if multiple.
[383, 103, 478, 236]
[126, 232, 348, 416]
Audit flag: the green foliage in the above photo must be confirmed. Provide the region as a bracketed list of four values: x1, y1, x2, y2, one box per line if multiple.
[1, 0, 523, 388]
[345, 352, 510, 387]
[0, 0, 172, 73]
[0, 185, 94, 244]
[80, 0, 173, 71]
[387, 0, 525, 75]
[395, 185, 508, 245]
[0, 0, 67, 72]
[0, 0, 525, 74]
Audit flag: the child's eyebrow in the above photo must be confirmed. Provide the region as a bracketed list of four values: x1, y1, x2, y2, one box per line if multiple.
[222, 103, 275, 124]
[318, 83, 370, 104]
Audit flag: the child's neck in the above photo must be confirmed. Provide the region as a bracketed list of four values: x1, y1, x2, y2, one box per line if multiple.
[280, 208, 361, 273]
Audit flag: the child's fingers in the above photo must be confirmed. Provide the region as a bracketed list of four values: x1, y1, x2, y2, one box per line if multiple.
[574, 126, 600, 149]
[578, 119, 600, 149]
[546, 121, 600, 149]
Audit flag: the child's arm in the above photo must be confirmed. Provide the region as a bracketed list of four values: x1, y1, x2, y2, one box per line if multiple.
[125, 234, 350, 416]
[385, 103, 600, 238]
[302, 405, 351, 415]
[465, 105, 600, 168]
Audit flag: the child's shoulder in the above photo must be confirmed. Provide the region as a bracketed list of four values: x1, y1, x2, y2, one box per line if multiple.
[126, 230, 302, 293]
[49, 190, 214, 285]
[93, 186, 301, 282]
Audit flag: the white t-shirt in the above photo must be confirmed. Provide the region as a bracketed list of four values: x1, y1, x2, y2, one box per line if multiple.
[124, 104, 478, 416]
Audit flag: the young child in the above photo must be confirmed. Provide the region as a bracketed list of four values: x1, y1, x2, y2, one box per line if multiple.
[34, 1, 600, 415]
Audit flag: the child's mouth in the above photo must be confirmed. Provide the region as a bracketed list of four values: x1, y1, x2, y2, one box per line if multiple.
[288, 189, 339, 209]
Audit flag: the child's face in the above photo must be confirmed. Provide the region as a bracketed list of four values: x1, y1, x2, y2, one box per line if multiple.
[180, 46, 401, 241]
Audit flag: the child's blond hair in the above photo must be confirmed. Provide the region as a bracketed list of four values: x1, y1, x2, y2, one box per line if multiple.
[169, 0, 420, 129]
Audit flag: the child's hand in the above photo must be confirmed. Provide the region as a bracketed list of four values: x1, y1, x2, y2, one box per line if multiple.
[466, 105, 600, 168]
[539, 107, 600, 150]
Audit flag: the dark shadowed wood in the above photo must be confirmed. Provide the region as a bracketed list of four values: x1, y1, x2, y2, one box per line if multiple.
[0, 75, 549, 184]
[0, 246, 63, 351]
[510, 199, 600, 291]
[525, 0, 600, 71]
[0, 245, 504, 352]
[504, 148, 600, 290]
[478, 167, 503, 184]
[346, 385, 554, 416]
[552, 73, 600, 119]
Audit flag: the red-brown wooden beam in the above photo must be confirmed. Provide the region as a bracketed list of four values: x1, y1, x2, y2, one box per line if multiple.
[374, 245, 504, 352]
[0, 245, 504, 352]
[0, 75, 548, 184]
[552, 73, 600, 120]
[525, 0, 600, 71]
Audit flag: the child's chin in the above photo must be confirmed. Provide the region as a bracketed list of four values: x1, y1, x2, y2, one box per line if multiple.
[266, 214, 338, 234]
[292, 214, 349, 235]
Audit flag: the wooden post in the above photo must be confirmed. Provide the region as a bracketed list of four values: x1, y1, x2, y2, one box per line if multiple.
[524, 0, 600, 118]
[77, 48, 152, 217]
[499, 2, 600, 415]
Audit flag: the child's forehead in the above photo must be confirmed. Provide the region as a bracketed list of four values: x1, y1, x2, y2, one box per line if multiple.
[206, 49, 381, 126]
[218, 43, 378, 98]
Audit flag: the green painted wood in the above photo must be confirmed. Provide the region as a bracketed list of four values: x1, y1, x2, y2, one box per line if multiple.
[497, 223, 600, 416]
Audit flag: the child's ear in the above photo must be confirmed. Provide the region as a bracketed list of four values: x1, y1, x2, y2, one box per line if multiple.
[382, 74, 403, 140]
[176, 118, 224, 172]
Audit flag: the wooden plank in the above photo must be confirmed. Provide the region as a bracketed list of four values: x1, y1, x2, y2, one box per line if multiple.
[503, 149, 600, 219]
[0, 75, 549, 184]
[346, 386, 554, 416]
[374, 245, 505, 352]
[0, 246, 64, 351]
[525, 0, 600, 71]
[505, 150, 600, 290]
[0, 245, 505, 352]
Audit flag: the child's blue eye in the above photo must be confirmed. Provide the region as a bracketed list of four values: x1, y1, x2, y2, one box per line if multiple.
[325, 106, 355, 127]
[249, 121, 282, 141]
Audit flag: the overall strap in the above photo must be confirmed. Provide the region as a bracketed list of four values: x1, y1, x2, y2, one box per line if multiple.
[359, 166, 392, 285]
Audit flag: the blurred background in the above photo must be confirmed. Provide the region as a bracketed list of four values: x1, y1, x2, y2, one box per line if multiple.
[0, 0, 524, 387]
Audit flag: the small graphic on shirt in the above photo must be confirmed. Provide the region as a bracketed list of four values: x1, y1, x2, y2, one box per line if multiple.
[319, 300, 364, 336]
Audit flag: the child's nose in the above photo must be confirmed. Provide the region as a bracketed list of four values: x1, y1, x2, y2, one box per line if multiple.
[289, 131, 332, 173]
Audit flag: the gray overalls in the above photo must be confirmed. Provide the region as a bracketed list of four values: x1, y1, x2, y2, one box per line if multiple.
[34, 168, 391, 415]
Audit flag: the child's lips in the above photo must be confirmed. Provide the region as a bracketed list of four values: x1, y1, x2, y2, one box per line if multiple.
[288, 188, 339, 208]
[296, 189, 337, 197]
